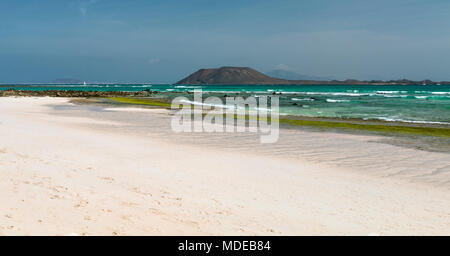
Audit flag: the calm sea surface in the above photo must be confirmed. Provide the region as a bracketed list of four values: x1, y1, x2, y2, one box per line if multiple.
[2, 84, 449, 124]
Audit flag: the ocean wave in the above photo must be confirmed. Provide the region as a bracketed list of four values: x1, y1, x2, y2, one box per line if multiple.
[376, 91, 398, 94]
[373, 117, 450, 125]
[279, 91, 305, 94]
[302, 92, 369, 96]
[174, 85, 203, 89]
[178, 99, 277, 113]
[326, 99, 350, 103]
[379, 94, 408, 98]
[201, 91, 244, 94]
[414, 95, 450, 100]
[376, 90, 407, 94]
[179, 99, 234, 109]
[431, 92, 450, 95]
[292, 98, 315, 101]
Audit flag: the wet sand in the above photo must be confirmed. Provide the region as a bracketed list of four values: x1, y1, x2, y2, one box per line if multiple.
[0, 97, 449, 235]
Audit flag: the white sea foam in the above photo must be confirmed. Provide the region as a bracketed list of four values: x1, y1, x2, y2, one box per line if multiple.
[302, 92, 369, 96]
[292, 98, 315, 101]
[179, 99, 235, 110]
[380, 94, 408, 98]
[279, 91, 304, 94]
[201, 91, 243, 94]
[175, 85, 202, 89]
[374, 117, 450, 125]
[431, 92, 450, 95]
[376, 90, 408, 94]
[178, 99, 277, 113]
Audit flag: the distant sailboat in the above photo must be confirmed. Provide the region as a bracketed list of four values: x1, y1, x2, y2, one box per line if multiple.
[83, 81, 87, 86]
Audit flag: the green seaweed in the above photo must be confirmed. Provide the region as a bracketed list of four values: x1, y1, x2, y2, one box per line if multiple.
[108, 97, 172, 107]
[279, 118, 450, 137]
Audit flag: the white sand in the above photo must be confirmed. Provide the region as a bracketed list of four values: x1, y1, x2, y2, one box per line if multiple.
[0, 97, 449, 235]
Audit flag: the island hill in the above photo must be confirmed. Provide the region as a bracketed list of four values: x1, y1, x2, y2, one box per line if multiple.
[176, 66, 450, 85]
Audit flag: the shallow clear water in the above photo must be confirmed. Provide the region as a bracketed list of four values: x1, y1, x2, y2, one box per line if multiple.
[2, 84, 449, 124]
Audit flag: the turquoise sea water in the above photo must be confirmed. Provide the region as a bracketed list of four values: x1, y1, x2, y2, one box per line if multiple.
[2, 84, 449, 124]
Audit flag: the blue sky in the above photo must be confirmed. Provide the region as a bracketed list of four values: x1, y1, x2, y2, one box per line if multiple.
[1, 0, 450, 82]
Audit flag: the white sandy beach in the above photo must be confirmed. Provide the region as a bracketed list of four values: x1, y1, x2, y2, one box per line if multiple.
[0, 97, 449, 235]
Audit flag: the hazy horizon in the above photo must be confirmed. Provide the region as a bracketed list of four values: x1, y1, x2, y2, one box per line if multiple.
[1, 0, 450, 83]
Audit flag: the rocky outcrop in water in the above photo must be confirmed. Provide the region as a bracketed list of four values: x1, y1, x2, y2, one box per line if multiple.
[0, 89, 157, 97]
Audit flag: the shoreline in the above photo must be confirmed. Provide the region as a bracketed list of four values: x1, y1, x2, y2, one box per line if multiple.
[75, 97, 450, 152]
[1, 92, 449, 150]
[86, 96, 450, 128]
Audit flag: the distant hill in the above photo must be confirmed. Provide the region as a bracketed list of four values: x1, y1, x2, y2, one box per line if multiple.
[176, 67, 450, 85]
[266, 69, 332, 81]
[176, 67, 287, 85]
[52, 78, 82, 84]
